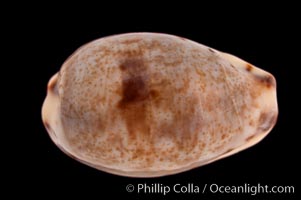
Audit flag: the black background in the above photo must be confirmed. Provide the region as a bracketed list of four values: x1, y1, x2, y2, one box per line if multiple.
[7, 3, 299, 200]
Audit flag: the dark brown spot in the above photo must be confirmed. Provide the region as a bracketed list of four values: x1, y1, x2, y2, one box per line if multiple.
[149, 89, 160, 99]
[258, 112, 278, 132]
[118, 59, 149, 106]
[255, 75, 276, 88]
[246, 64, 253, 72]
[119, 76, 148, 105]
[118, 59, 150, 139]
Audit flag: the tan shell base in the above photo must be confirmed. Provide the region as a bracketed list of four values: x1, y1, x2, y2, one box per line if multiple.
[42, 33, 278, 177]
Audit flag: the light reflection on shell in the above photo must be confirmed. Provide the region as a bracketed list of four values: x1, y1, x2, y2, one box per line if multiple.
[42, 33, 278, 177]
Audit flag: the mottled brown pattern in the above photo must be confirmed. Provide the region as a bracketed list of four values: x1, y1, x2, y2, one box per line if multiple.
[42, 33, 278, 177]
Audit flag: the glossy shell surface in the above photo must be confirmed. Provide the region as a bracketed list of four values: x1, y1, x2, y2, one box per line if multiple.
[42, 33, 278, 177]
